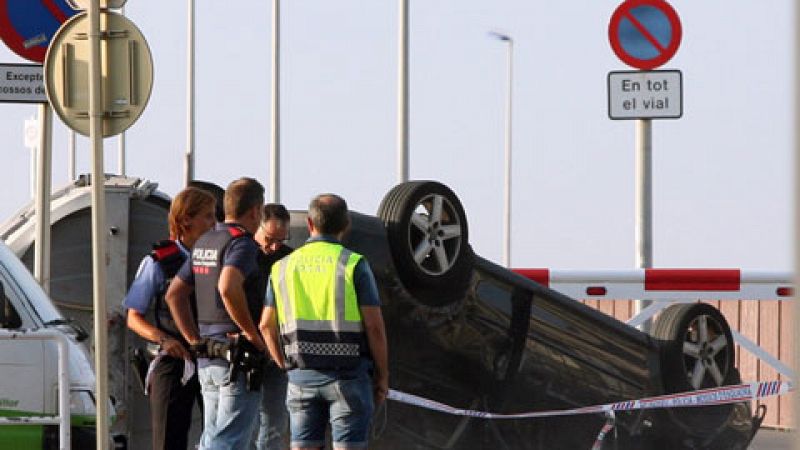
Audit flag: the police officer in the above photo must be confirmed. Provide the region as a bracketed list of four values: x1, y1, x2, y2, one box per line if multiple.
[123, 186, 217, 450]
[260, 194, 389, 450]
[166, 177, 267, 450]
[252, 204, 293, 450]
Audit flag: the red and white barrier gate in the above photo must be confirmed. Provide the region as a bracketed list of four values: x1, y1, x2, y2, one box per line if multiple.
[513, 268, 796, 382]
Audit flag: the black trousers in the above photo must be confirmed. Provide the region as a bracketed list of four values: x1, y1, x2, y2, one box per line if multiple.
[149, 356, 201, 450]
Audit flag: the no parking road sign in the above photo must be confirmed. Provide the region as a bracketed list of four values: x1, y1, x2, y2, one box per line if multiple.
[609, 0, 682, 70]
[0, 0, 78, 63]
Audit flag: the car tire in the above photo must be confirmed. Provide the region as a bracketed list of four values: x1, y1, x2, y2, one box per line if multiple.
[377, 181, 473, 305]
[652, 303, 743, 441]
[652, 302, 736, 393]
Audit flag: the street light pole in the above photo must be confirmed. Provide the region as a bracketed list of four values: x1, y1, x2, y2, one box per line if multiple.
[397, 0, 409, 183]
[270, 0, 280, 202]
[490, 32, 513, 268]
[184, 0, 195, 186]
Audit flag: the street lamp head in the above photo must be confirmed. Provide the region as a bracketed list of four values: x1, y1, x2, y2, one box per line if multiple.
[488, 31, 512, 42]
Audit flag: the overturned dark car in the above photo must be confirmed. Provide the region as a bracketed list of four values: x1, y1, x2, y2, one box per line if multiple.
[0, 176, 761, 449]
[285, 181, 761, 450]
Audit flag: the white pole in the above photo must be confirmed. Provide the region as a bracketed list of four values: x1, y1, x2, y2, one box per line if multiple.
[68, 130, 76, 181]
[269, 0, 280, 202]
[793, 0, 800, 440]
[34, 104, 53, 295]
[29, 139, 36, 198]
[118, 132, 125, 176]
[88, 1, 110, 448]
[489, 32, 513, 268]
[184, 0, 195, 186]
[502, 38, 513, 269]
[118, 5, 125, 176]
[634, 119, 653, 332]
[396, 0, 409, 183]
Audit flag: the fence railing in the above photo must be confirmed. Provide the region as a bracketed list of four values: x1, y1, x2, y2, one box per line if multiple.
[0, 329, 71, 449]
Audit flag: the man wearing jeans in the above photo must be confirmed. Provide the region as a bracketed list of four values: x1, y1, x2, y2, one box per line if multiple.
[260, 194, 389, 450]
[166, 177, 268, 450]
[251, 203, 293, 450]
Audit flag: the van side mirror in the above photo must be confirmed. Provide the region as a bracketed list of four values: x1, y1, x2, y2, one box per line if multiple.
[0, 283, 22, 329]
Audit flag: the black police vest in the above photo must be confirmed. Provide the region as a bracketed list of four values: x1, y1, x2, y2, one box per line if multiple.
[193, 224, 262, 328]
[149, 240, 196, 348]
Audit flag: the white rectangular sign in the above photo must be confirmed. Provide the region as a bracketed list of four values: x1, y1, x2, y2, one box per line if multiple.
[608, 70, 682, 120]
[0, 64, 47, 103]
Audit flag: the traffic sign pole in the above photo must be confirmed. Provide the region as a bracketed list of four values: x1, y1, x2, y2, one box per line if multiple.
[634, 119, 653, 332]
[87, 0, 110, 448]
[608, 0, 681, 332]
[34, 104, 52, 295]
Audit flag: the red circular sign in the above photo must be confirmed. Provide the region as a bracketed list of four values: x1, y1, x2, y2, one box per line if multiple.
[608, 0, 682, 70]
[0, 0, 77, 62]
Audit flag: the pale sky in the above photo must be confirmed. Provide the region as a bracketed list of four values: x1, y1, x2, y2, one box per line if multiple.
[0, 1, 794, 271]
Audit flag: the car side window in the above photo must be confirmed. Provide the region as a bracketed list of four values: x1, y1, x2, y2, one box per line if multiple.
[0, 281, 22, 329]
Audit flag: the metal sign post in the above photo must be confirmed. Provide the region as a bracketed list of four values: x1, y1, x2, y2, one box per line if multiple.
[608, 0, 682, 332]
[87, 2, 110, 448]
[635, 119, 652, 329]
[44, 5, 153, 447]
[34, 104, 52, 294]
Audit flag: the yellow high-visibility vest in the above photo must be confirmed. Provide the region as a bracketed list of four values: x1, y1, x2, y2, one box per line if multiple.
[272, 240, 366, 369]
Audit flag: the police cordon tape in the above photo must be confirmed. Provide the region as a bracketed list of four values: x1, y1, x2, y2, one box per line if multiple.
[386, 380, 792, 420]
[388, 381, 792, 449]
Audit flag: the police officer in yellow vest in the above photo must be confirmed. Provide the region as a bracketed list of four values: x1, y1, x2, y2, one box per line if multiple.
[260, 194, 389, 450]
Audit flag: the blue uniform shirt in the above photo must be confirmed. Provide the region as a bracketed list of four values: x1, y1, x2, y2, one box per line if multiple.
[264, 235, 381, 385]
[123, 241, 189, 315]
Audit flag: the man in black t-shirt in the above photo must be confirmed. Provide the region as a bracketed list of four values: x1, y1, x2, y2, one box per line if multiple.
[251, 203, 293, 450]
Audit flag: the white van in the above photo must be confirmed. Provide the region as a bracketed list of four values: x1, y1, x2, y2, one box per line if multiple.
[0, 239, 109, 449]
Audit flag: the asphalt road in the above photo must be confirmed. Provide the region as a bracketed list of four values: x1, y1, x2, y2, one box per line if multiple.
[750, 428, 795, 449]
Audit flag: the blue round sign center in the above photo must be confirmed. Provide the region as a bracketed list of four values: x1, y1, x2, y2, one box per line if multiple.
[609, 0, 682, 70]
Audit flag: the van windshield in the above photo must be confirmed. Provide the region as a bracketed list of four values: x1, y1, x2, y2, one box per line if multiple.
[0, 242, 61, 325]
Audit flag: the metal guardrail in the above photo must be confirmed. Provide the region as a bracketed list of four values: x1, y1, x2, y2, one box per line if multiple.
[0, 329, 71, 450]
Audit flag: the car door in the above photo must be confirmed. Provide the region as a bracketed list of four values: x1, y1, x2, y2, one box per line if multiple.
[0, 266, 46, 447]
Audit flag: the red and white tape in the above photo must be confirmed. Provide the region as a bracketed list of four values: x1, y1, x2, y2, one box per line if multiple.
[387, 380, 792, 420]
[512, 268, 793, 300]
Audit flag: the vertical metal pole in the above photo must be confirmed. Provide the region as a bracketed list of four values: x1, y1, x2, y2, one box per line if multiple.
[34, 104, 52, 295]
[88, 1, 109, 448]
[117, 133, 125, 176]
[793, 0, 800, 440]
[502, 39, 513, 268]
[29, 138, 36, 198]
[117, 5, 126, 176]
[634, 119, 653, 332]
[68, 130, 76, 181]
[396, 0, 409, 183]
[184, 0, 195, 186]
[269, 0, 280, 202]
[117, 5, 125, 177]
